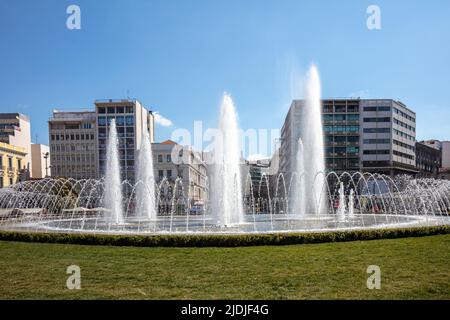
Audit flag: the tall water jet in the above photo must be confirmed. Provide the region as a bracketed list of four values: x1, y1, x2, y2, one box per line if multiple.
[292, 138, 306, 217]
[104, 119, 124, 224]
[301, 64, 326, 215]
[136, 127, 156, 220]
[337, 182, 346, 220]
[211, 93, 244, 226]
[348, 189, 355, 217]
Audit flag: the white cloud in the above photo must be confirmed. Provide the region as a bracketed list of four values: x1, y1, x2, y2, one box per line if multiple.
[153, 112, 173, 127]
[348, 90, 370, 99]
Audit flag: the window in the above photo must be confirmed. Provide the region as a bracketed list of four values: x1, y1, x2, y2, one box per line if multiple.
[126, 106, 134, 114]
[158, 170, 164, 179]
[98, 117, 106, 126]
[363, 128, 390, 133]
[166, 154, 171, 162]
[116, 116, 125, 126]
[107, 107, 115, 114]
[98, 107, 106, 114]
[363, 149, 390, 155]
[363, 117, 390, 123]
[167, 170, 172, 178]
[158, 155, 163, 163]
[9, 178, 13, 185]
[8, 157, 12, 169]
[116, 107, 124, 114]
[125, 116, 134, 125]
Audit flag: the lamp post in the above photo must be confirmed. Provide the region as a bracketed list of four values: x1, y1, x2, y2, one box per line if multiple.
[43, 152, 50, 178]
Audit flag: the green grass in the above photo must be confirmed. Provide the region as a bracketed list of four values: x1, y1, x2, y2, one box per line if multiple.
[0, 235, 449, 299]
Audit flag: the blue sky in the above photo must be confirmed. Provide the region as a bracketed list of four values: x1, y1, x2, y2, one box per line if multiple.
[0, 0, 449, 156]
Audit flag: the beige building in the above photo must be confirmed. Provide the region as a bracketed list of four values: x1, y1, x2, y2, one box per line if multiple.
[49, 110, 98, 179]
[0, 113, 32, 178]
[0, 142, 27, 188]
[152, 140, 208, 206]
[48, 99, 155, 183]
[31, 143, 51, 178]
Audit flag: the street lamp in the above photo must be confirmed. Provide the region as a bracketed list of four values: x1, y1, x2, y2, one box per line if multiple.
[43, 152, 50, 178]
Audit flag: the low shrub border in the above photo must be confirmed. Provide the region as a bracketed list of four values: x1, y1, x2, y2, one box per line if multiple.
[0, 225, 449, 247]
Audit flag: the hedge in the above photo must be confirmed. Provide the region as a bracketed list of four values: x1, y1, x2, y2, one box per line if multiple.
[0, 225, 449, 247]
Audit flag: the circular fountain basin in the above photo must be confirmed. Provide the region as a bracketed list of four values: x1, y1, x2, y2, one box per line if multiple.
[3, 213, 449, 235]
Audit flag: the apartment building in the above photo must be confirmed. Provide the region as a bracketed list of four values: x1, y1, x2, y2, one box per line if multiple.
[0, 113, 32, 178]
[152, 140, 208, 206]
[280, 99, 418, 177]
[0, 142, 27, 188]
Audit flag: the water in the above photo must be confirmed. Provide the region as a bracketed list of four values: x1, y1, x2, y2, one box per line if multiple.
[136, 127, 157, 220]
[292, 138, 306, 217]
[301, 65, 326, 215]
[104, 119, 123, 224]
[0, 65, 449, 235]
[211, 93, 244, 226]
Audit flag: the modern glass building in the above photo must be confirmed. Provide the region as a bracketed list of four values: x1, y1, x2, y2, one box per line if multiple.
[280, 99, 418, 177]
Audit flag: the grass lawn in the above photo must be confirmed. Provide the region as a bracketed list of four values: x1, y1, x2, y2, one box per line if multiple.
[0, 235, 449, 299]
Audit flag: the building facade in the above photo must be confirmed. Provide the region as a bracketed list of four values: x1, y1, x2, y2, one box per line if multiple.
[31, 143, 51, 179]
[49, 110, 98, 179]
[152, 140, 208, 207]
[0, 113, 32, 178]
[95, 99, 154, 183]
[0, 142, 27, 188]
[415, 141, 441, 178]
[438, 141, 450, 180]
[49, 99, 155, 182]
[280, 99, 417, 178]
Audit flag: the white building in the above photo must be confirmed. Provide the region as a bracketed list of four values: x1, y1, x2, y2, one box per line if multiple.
[31, 144, 51, 178]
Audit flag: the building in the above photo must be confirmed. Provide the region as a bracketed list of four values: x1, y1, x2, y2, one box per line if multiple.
[49, 109, 98, 179]
[438, 141, 450, 180]
[31, 144, 51, 179]
[0, 113, 32, 178]
[152, 140, 208, 207]
[0, 142, 27, 188]
[280, 99, 417, 177]
[415, 141, 441, 177]
[49, 99, 155, 182]
[95, 99, 154, 183]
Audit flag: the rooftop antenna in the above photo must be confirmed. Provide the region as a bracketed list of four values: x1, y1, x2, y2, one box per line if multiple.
[127, 89, 130, 99]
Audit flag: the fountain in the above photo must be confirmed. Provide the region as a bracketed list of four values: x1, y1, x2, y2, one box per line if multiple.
[292, 138, 306, 217]
[136, 127, 157, 221]
[104, 119, 123, 224]
[337, 182, 346, 221]
[300, 64, 326, 215]
[0, 66, 449, 235]
[211, 93, 244, 226]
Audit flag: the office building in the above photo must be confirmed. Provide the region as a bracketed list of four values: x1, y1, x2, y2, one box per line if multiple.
[49, 99, 155, 182]
[0, 142, 27, 188]
[415, 141, 442, 178]
[49, 110, 98, 179]
[31, 143, 51, 179]
[95, 99, 154, 183]
[280, 99, 417, 177]
[0, 113, 32, 178]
